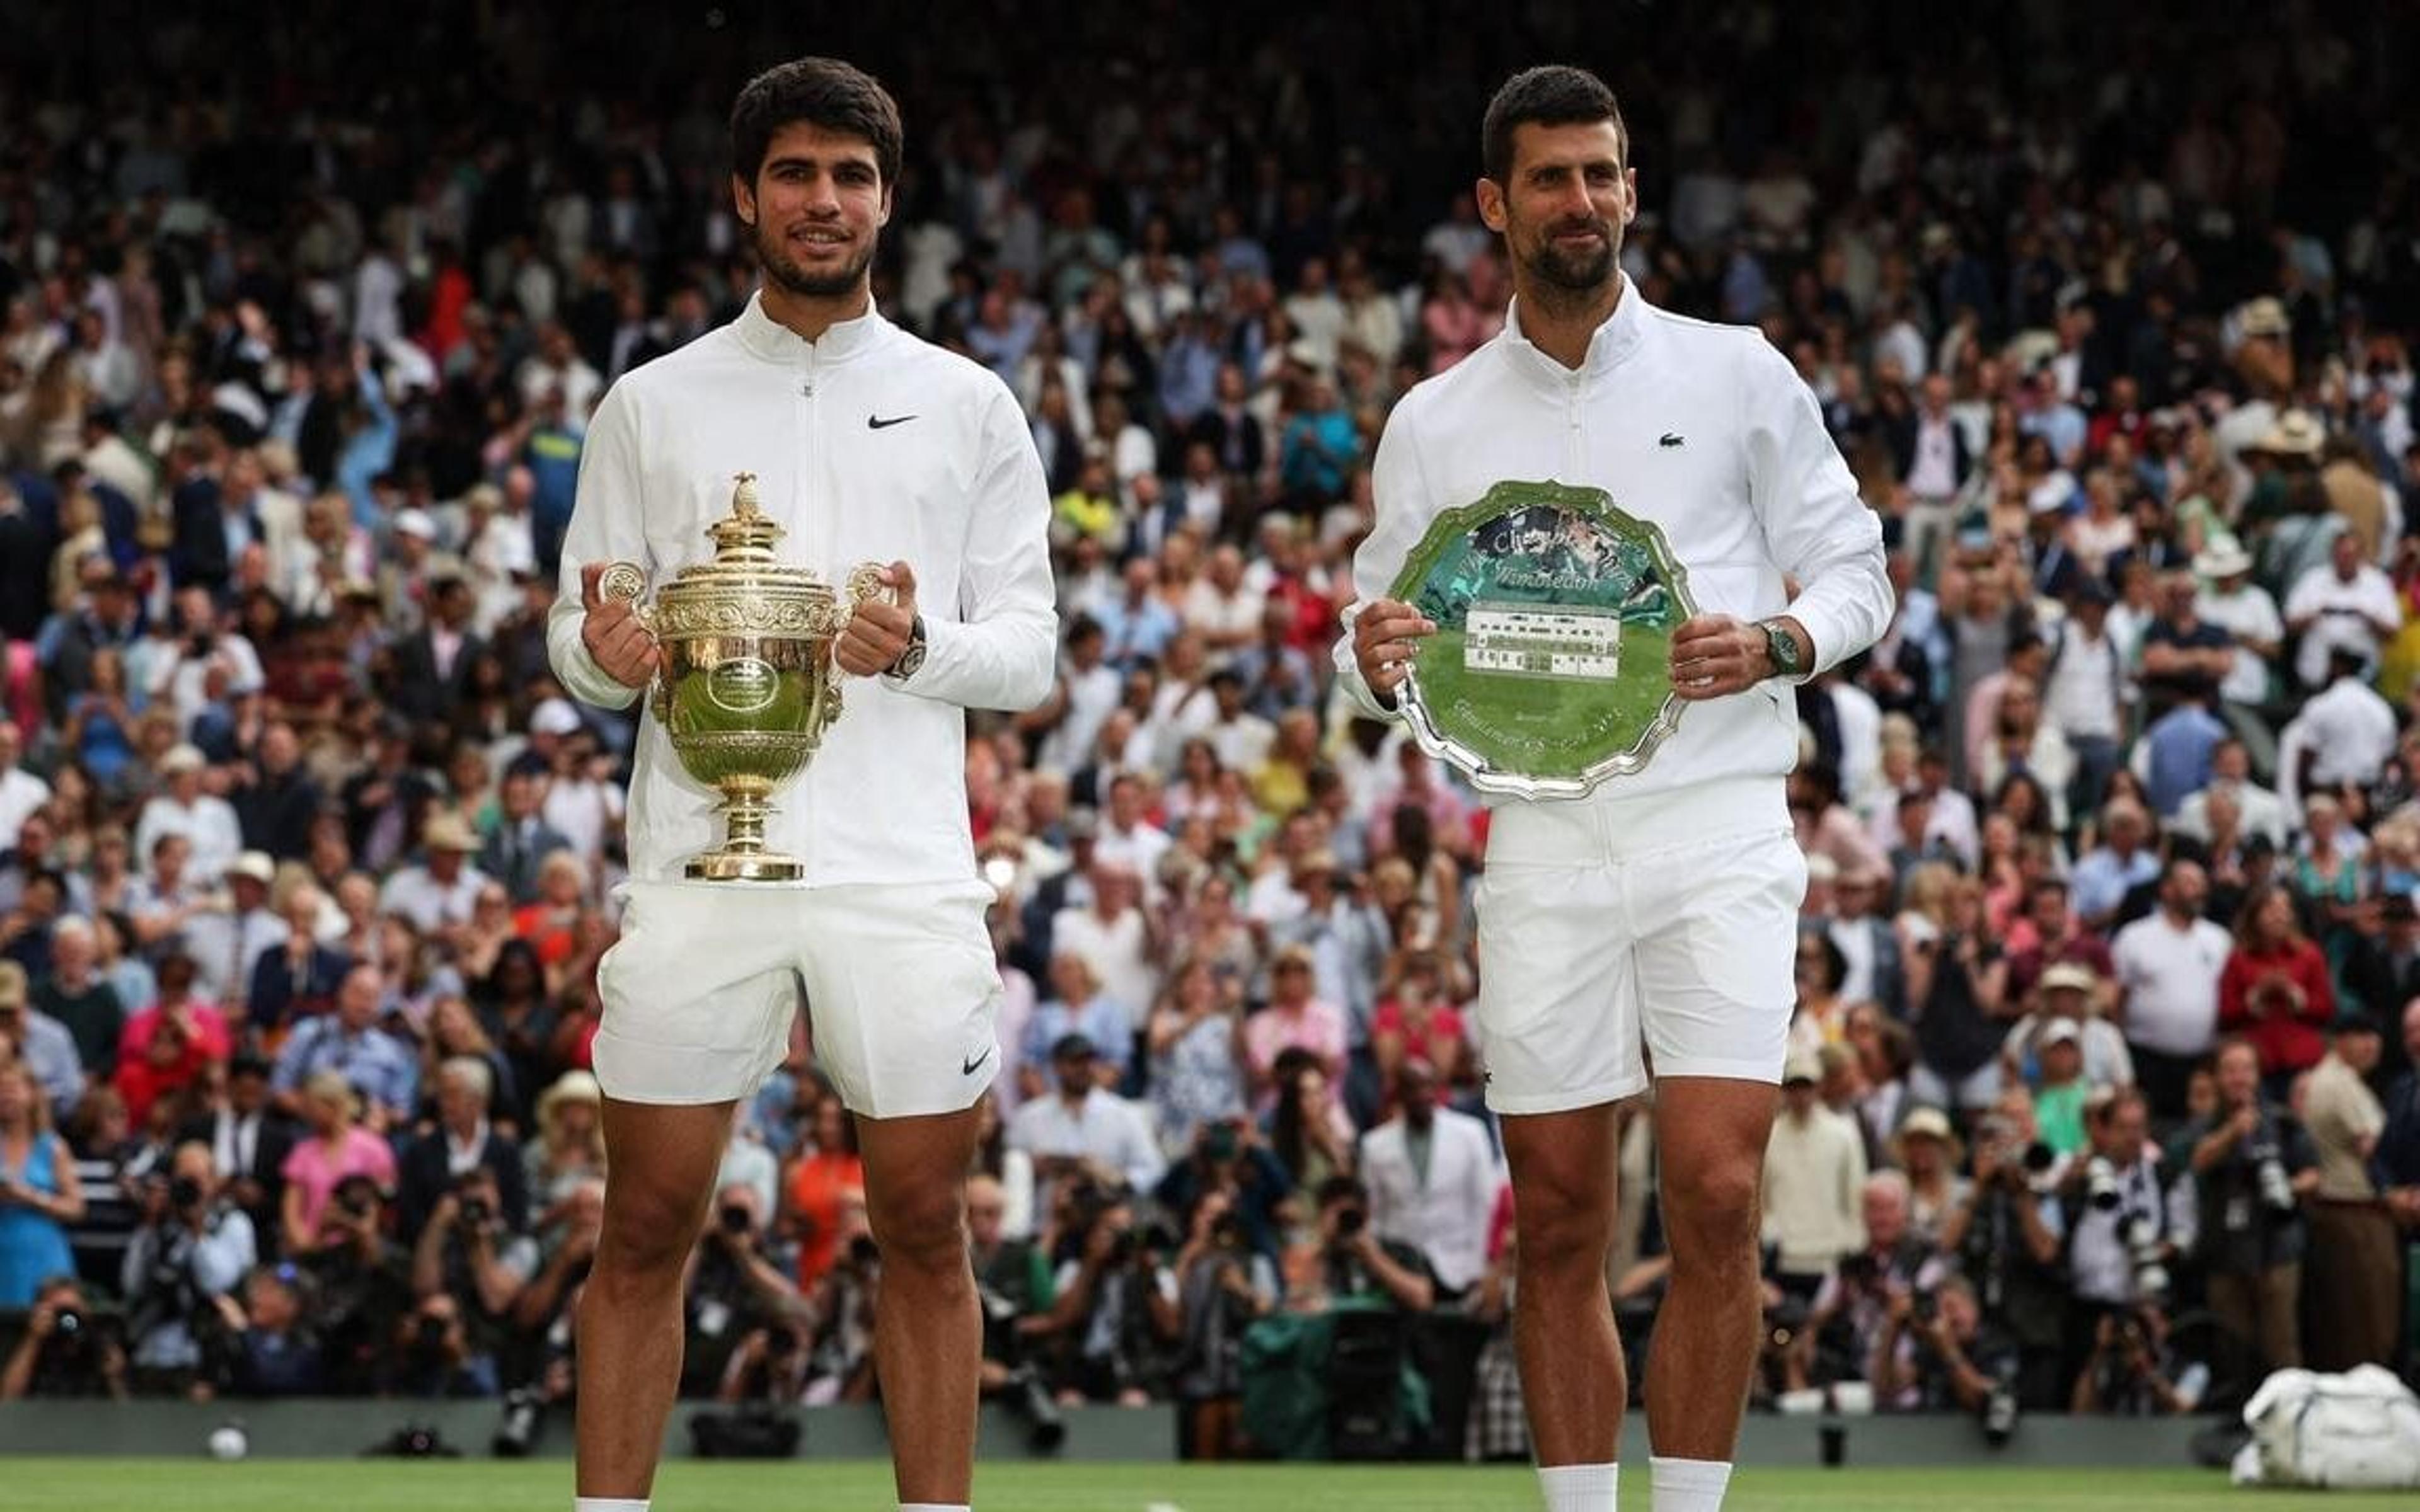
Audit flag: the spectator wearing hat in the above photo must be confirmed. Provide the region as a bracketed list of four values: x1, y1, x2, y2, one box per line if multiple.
[476, 753, 572, 906]
[2192, 540, 2283, 711]
[523, 1068, 606, 1217]
[2022, 1017, 2095, 1157]
[179, 850, 284, 1012]
[132, 743, 243, 886]
[2285, 527, 2399, 693]
[2300, 1009, 2398, 1372]
[1761, 1047, 1869, 1292]
[377, 813, 492, 944]
[1006, 1032, 1166, 1214]
[2014, 960, 2136, 1089]
[1886, 1106, 1969, 1247]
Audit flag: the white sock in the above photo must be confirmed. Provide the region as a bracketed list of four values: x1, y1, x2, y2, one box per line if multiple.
[1650, 1455, 1732, 1511]
[573, 1501, 649, 1512]
[1537, 1462, 1618, 1511]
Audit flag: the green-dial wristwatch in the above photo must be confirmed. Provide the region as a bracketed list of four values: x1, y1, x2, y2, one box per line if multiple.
[1759, 619, 1805, 680]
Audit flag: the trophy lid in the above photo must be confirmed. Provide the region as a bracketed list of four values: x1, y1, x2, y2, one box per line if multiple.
[706, 472, 784, 564]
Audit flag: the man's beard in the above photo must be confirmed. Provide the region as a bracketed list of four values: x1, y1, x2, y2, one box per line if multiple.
[753, 217, 875, 300]
[1522, 218, 1619, 294]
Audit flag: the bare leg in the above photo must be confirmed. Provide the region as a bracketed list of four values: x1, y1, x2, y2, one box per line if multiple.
[856, 1104, 985, 1506]
[575, 1098, 735, 1498]
[1644, 1076, 1779, 1460]
[1499, 1102, 1625, 1465]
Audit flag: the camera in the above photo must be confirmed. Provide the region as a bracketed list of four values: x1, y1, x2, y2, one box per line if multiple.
[2120, 1211, 2170, 1300]
[2248, 1138, 2296, 1217]
[2084, 1157, 2123, 1212]
[718, 1203, 752, 1235]
[848, 1234, 881, 1268]
[1001, 1363, 1067, 1452]
[1137, 1220, 1179, 1259]
[1102, 1228, 1137, 1266]
[764, 1323, 801, 1356]
[170, 1174, 206, 1211]
[1209, 1215, 1245, 1251]
[492, 1386, 544, 1458]
[1982, 1377, 2021, 1446]
[458, 1196, 492, 1228]
[1333, 1204, 1366, 1239]
[53, 1308, 85, 1339]
[416, 1314, 451, 1351]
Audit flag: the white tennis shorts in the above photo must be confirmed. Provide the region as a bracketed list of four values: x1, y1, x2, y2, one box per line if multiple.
[592, 875, 1003, 1118]
[1473, 776, 1807, 1115]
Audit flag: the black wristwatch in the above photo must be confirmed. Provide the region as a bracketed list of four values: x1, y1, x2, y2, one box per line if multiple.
[887, 614, 928, 680]
[1758, 619, 1806, 680]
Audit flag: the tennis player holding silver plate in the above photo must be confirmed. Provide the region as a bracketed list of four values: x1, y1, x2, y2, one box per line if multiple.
[1336, 65, 1892, 1512]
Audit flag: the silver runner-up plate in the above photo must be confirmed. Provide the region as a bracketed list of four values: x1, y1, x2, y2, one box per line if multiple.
[1386, 479, 1698, 800]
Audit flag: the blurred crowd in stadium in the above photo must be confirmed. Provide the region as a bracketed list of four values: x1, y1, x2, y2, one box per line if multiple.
[3, 0, 2420, 1462]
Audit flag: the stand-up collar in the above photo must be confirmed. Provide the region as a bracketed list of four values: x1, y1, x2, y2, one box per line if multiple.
[1501, 273, 1648, 386]
[732, 290, 889, 365]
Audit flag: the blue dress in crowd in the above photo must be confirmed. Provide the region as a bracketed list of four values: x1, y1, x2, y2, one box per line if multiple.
[0, 1130, 78, 1307]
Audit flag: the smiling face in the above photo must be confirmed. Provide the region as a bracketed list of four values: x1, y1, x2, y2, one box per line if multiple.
[732, 121, 890, 304]
[1478, 119, 1634, 302]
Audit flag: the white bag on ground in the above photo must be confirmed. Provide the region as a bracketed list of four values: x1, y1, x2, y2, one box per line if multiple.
[2236, 1365, 2420, 1490]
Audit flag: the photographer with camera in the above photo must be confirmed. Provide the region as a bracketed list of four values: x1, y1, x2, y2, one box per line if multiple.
[1171, 1186, 1277, 1457]
[2185, 1036, 2317, 1387]
[799, 1190, 886, 1406]
[689, 1180, 808, 1402]
[118, 1139, 255, 1395]
[1939, 1091, 2071, 1407]
[208, 1261, 326, 1397]
[1868, 1274, 2019, 1423]
[1281, 1173, 1437, 1316]
[967, 1172, 1064, 1448]
[1783, 1170, 1947, 1399]
[1025, 1186, 1182, 1407]
[2063, 1087, 2187, 1318]
[406, 1165, 535, 1397]
[0, 1273, 127, 1400]
[2070, 1302, 2207, 1415]
[293, 1172, 412, 1394]
[507, 1175, 603, 1416]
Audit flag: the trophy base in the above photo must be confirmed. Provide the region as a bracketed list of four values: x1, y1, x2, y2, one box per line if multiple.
[685, 852, 807, 883]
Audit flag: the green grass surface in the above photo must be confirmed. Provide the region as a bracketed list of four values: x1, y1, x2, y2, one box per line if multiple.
[0, 1458, 2359, 1511]
[1411, 623, 1676, 781]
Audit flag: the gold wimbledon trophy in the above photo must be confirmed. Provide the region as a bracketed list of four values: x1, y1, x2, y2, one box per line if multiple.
[598, 472, 886, 881]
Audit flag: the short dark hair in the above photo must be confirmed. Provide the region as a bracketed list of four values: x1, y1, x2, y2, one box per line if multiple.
[730, 56, 903, 188]
[1481, 66, 1625, 184]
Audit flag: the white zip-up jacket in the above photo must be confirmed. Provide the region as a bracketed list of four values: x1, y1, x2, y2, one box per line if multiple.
[1336, 282, 1892, 850]
[549, 295, 1057, 886]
